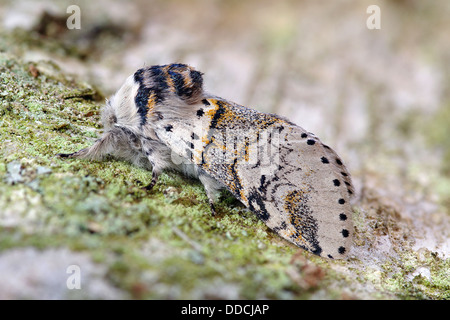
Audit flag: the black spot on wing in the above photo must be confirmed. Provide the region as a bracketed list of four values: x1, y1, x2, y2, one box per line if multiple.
[312, 247, 323, 256]
[196, 108, 204, 117]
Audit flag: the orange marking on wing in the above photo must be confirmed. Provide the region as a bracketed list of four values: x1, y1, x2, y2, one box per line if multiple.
[282, 190, 309, 246]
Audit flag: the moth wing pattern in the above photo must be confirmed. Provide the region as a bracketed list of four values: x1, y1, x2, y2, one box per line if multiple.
[154, 97, 354, 259]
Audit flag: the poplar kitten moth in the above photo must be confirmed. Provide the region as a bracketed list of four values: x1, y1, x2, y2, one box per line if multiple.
[58, 63, 354, 259]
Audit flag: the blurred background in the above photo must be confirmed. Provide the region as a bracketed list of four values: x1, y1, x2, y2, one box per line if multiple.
[0, 0, 448, 257]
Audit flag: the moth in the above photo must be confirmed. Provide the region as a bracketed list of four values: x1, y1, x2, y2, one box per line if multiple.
[58, 63, 354, 259]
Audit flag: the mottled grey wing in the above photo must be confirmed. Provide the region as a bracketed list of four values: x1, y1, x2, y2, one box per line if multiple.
[238, 126, 354, 259]
[155, 98, 353, 259]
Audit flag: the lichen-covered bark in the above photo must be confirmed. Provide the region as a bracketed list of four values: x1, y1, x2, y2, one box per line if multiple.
[0, 0, 449, 299]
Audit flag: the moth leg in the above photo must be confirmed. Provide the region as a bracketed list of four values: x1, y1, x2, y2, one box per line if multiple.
[205, 195, 217, 216]
[57, 152, 77, 158]
[143, 169, 159, 191]
[141, 148, 165, 191]
[198, 173, 222, 216]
